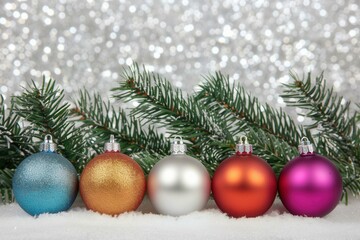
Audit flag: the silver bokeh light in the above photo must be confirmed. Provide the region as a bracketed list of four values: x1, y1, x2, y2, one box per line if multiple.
[0, 0, 359, 124]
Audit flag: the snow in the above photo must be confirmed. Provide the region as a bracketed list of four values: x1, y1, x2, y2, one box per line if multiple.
[1, 196, 359, 240]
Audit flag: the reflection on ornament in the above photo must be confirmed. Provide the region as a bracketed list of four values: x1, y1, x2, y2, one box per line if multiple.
[278, 137, 343, 217]
[148, 136, 211, 216]
[212, 136, 277, 218]
[80, 135, 146, 215]
[12, 135, 78, 216]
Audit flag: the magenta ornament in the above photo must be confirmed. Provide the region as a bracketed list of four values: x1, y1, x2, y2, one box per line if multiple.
[278, 137, 343, 217]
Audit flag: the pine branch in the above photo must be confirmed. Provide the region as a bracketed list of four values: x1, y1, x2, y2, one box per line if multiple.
[113, 65, 314, 176]
[72, 89, 227, 174]
[0, 67, 357, 203]
[72, 90, 169, 158]
[0, 168, 14, 189]
[131, 151, 164, 174]
[0, 168, 14, 203]
[113, 64, 237, 166]
[196, 72, 307, 149]
[13, 77, 89, 171]
[281, 71, 360, 201]
[113, 64, 233, 139]
[0, 96, 36, 203]
[281, 72, 358, 157]
[0, 187, 13, 204]
[316, 137, 360, 201]
[247, 128, 298, 174]
[195, 71, 308, 171]
[0, 96, 36, 168]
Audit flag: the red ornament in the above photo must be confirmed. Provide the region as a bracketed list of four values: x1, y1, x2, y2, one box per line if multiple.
[212, 137, 277, 217]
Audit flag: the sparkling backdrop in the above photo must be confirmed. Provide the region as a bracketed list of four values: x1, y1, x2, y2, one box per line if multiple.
[0, 0, 359, 122]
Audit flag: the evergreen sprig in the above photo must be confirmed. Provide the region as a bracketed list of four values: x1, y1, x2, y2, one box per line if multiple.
[72, 90, 169, 172]
[194, 72, 307, 173]
[247, 128, 298, 174]
[113, 64, 237, 168]
[0, 168, 15, 203]
[0, 96, 36, 203]
[197, 72, 308, 149]
[0, 96, 36, 168]
[0, 64, 359, 203]
[0, 186, 13, 203]
[13, 77, 89, 170]
[281, 72, 360, 200]
[282, 72, 358, 155]
[113, 64, 233, 140]
[0, 168, 14, 189]
[131, 151, 165, 174]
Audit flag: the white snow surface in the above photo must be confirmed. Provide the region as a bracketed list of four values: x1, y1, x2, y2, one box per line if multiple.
[1, 196, 359, 240]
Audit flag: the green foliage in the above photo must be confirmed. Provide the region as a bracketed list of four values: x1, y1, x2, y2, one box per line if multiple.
[0, 64, 359, 204]
[0, 96, 35, 168]
[0, 187, 13, 204]
[113, 64, 237, 171]
[0, 167, 14, 203]
[114, 64, 235, 140]
[131, 151, 165, 175]
[282, 72, 358, 155]
[13, 77, 89, 170]
[0, 168, 14, 189]
[0, 96, 36, 203]
[197, 72, 308, 148]
[247, 128, 298, 174]
[195, 72, 312, 173]
[112, 63, 360, 198]
[72, 90, 169, 173]
[113, 65, 360, 201]
[281, 71, 360, 200]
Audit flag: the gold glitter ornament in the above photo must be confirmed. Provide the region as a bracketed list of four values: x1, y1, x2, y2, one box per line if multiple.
[80, 135, 146, 215]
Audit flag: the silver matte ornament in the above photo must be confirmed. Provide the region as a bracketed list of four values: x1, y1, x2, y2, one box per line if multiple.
[148, 137, 211, 216]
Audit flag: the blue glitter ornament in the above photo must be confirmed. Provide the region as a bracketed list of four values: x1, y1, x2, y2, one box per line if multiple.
[12, 135, 78, 216]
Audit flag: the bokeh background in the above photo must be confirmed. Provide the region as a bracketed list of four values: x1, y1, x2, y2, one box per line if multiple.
[0, 0, 359, 122]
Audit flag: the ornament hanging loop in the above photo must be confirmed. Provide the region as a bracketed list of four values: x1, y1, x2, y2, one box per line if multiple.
[104, 134, 121, 152]
[170, 135, 187, 154]
[241, 136, 249, 144]
[236, 135, 253, 155]
[40, 134, 57, 152]
[298, 137, 314, 155]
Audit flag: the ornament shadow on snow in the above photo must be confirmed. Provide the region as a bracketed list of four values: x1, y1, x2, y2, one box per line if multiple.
[79, 135, 146, 215]
[147, 136, 211, 216]
[278, 137, 343, 217]
[12, 135, 78, 216]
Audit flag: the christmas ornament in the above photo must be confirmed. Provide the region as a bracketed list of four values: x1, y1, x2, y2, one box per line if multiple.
[148, 136, 211, 216]
[12, 135, 78, 216]
[212, 136, 277, 218]
[278, 137, 343, 217]
[80, 135, 146, 215]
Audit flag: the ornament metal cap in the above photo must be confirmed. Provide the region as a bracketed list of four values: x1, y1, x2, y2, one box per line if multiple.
[236, 136, 253, 155]
[170, 136, 187, 155]
[298, 137, 315, 155]
[104, 135, 120, 152]
[40, 134, 57, 152]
